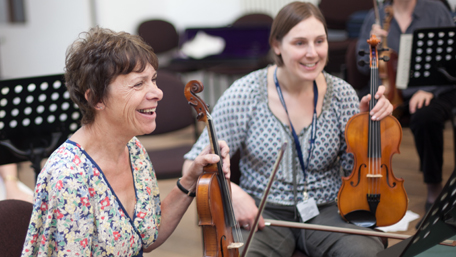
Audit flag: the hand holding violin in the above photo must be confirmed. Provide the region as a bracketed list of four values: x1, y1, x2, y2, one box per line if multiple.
[181, 140, 231, 191]
[370, 24, 388, 39]
[359, 85, 394, 120]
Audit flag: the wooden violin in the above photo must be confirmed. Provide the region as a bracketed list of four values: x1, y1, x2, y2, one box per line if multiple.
[337, 34, 408, 227]
[184, 80, 243, 257]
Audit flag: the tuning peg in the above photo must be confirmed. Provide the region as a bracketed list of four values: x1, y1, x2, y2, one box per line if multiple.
[358, 50, 367, 56]
[378, 48, 390, 52]
[358, 60, 367, 67]
[380, 56, 390, 62]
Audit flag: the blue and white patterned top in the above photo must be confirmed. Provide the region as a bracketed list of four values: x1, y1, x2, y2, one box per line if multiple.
[184, 67, 360, 205]
[21, 137, 161, 256]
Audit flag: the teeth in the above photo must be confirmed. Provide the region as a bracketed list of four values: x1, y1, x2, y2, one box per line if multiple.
[139, 108, 156, 114]
[304, 63, 316, 67]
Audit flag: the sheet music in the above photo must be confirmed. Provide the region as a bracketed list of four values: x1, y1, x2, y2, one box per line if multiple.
[396, 34, 413, 89]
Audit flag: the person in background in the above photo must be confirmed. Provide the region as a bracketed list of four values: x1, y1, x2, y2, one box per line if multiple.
[21, 26, 230, 256]
[183, 2, 393, 257]
[0, 163, 33, 203]
[357, 0, 456, 216]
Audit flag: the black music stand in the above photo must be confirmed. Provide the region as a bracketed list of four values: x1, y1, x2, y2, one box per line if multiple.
[0, 74, 81, 180]
[407, 26, 456, 87]
[377, 167, 456, 257]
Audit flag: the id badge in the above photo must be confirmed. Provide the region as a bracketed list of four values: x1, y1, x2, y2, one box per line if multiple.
[297, 192, 319, 222]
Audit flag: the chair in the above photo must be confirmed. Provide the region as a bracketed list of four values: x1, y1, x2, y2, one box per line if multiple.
[231, 13, 274, 27]
[318, 0, 374, 75]
[137, 19, 197, 73]
[137, 19, 179, 55]
[0, 199, 33, 256]
[146, 70, 197, 179]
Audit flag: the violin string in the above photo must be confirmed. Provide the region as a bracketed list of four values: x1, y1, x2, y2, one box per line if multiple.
[370, 65, 375, 196]
[374, 58, 380, 196]
[208, 117, 244, 244]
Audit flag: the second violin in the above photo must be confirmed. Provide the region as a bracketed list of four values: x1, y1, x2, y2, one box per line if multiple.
[337, 35, 408, 227]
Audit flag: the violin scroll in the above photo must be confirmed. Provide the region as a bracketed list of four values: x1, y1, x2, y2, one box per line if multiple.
[184, 80, 210, 122]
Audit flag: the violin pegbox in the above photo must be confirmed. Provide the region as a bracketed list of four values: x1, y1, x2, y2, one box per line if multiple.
[184, 80, 210, 122]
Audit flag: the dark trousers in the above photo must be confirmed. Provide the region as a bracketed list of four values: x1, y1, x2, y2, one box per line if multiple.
[408, 89, 456, 184]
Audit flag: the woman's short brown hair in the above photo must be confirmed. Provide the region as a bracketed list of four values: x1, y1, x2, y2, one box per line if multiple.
[269, 2, 328, 66]
[65, 26, 158, 125]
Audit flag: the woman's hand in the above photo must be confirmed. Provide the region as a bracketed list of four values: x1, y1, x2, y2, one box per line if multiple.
[180, 141, 230, 192]
[231, 183, 265, 231]
[359, 85, 393, 120]
[371, 24, 388, 39]
[409, 90, 433, 114]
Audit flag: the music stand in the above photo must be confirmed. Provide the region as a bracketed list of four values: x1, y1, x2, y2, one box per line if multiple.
[377, 168, 456, 256]
[407, 26, 456, 87]
[0, 74, 81, 180]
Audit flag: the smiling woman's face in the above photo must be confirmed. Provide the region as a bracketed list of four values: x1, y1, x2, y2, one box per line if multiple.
[101, 63, 163, 137]
[272, 16, 328, 82]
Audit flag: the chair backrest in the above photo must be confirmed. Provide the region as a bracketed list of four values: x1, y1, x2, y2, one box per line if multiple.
[149, 70, 195, 136]
[137, 19, 179, 54]
[232, 13, 273, 27]
[0, 199, 33, 256]
[319, 0, 374, 30]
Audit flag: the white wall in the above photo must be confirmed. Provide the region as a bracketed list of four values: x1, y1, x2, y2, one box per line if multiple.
[95, 0, 241, 33]
[0, 0, 93, 79]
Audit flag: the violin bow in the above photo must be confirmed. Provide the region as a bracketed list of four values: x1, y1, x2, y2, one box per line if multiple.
[240, 142, 288, 257]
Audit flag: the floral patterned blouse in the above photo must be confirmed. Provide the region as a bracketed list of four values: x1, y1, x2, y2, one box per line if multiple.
[21, 137, 161, 256]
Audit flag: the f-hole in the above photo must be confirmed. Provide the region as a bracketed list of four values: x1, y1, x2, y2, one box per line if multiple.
[350, 164, 367, 187]
[382, 164, 397, 188]
[220, 235, 227, 257]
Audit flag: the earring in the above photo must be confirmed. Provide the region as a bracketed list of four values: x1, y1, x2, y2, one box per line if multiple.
[96, 105, 104, 110]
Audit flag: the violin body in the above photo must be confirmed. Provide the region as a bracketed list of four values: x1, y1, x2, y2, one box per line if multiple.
[197, 171, 240, 257]
[338, 113, 407, 227]
[184, 80, 243, 257]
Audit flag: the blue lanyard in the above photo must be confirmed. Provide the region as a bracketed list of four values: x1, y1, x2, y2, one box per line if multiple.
[273, 67, 318, 181]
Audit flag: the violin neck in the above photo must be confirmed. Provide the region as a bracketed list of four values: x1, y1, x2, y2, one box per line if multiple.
[369, 66, 380, 112]
[369, 65, 382, 158]
[206, 116, 238, 228]
[206, 114, 224, 177]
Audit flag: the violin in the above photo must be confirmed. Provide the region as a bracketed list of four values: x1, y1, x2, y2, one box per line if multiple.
[337, 34, 408, 227]
[184, 80, 243, 257]
[374, 1, 403, 110]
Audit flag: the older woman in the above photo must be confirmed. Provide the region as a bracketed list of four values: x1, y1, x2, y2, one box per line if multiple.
[21, 27, 229, 256]
[184, 2, 392, 257]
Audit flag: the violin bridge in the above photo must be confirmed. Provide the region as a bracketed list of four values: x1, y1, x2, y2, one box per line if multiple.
[366, 174, 383, 178]
[227, 242, 244, 249]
